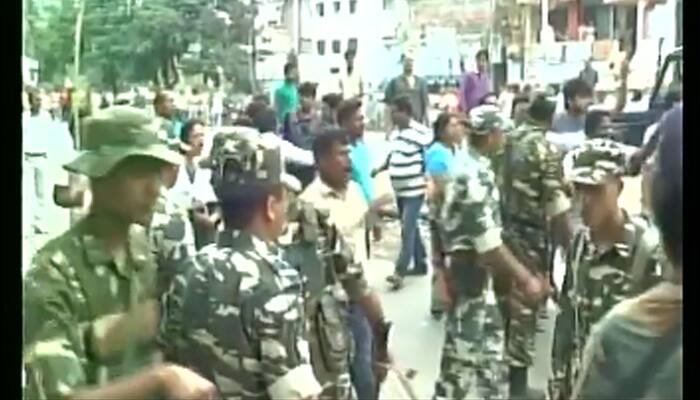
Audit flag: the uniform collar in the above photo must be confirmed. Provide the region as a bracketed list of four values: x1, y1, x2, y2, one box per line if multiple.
[76, 217, 152, 278]
[227, 229, 282, 260]
[587, 210, 637, 258]
[311, 176, 347, 199]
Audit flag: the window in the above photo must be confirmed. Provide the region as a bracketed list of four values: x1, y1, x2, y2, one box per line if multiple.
[334, 1, 340, 13]
[349, 0, 357, 13]
[332, 40, 341, 54]
[347, 38, 358, 52]
[316, 3, 324, 16]
[317, 40, 326, 55]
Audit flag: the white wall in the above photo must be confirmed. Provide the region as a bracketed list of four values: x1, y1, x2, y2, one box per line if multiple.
[645, 0, 677, 56]
[280, 0, 410, 94]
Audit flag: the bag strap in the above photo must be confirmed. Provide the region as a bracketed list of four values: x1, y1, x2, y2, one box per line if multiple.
[615, 318, 682, 399]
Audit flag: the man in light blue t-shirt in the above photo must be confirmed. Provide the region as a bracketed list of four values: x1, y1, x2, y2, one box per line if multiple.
[337, 98, 380, 400]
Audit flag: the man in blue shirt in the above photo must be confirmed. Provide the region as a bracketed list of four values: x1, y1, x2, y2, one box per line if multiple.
[336, 98, 383, 400]
[338, 99, 374, 204]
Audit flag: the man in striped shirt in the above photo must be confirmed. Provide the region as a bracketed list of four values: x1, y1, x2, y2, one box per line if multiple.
[382, 96, 433, 289]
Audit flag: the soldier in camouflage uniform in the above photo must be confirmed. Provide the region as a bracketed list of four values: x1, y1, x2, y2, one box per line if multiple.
[572, 105, 682, 400]
[548, 138, 668, 400]
[23, 106, 216, 399]
[150, 143, 197, 363]
[498, 96, 573, 398]
[433, 105, 550, 400]
[170, 129, 323, 399]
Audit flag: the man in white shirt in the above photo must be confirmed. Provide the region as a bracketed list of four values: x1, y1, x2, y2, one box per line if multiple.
[23, 90, 76, 234]
[210, 89, 225, 127]
[300, 130, 392, 400]
[170, 118, 220, 248]
[376, 96, 433, 289]
[339, 50, 364, 101]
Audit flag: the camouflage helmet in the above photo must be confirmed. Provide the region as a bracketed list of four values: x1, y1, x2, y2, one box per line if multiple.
[202, 126, 301, 192]
[64, 106, 182, 178]
[568, 138, 628, 185]
[468, 105, 512, 135]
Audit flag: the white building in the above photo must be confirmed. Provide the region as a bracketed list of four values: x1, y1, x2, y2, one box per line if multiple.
[23, 56, 39, 87]
[256, 0, 411, 96]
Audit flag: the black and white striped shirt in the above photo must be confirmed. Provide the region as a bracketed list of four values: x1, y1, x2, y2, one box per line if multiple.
[388, 120, 433, 198]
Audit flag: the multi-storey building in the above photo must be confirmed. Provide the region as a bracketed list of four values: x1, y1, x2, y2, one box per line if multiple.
[255, 0, 411, 96]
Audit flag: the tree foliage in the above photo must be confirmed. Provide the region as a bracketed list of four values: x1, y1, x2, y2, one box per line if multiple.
[27, 0, 254, 92]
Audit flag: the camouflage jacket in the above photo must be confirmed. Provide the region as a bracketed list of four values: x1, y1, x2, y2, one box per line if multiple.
[442, 146, 503, 255]
[441, 146, 503, 298]
[499, 122, 571, 272]
[150, 190, 196, 297]
[23, 217, 159, 399]
[572, 281, 682, 400]
[562, 211, 667, 342]
[178, 230, 322, 400]
[150, 191, 197, 362]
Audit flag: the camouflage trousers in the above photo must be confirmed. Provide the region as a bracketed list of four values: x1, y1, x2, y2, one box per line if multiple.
[433, 294, 508, 400]
[547, 302, 581, 400]
[502, 299, 547, 368]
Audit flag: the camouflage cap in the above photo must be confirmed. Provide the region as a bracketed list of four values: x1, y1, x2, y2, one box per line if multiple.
[64, 106, 182, 178]
[569, 138, 628, 185]
[468, 105, 512, 135]
[202, 126, 301, 192]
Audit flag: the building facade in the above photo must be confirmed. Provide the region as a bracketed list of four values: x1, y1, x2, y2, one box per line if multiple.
[255, 0, 411, 95]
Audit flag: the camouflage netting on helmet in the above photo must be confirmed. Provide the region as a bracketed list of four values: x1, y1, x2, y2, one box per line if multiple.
[568, 138, 628, 185]
[469, 105, 513, 135]
[202, 126, 285, 190]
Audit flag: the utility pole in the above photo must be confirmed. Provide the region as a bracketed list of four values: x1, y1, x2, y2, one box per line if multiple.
[73, 0, 85, 150]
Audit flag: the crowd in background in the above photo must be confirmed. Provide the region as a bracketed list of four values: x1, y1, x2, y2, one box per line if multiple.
[22, 40, 682, 400]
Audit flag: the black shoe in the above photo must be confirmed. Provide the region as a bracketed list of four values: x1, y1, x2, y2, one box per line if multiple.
[387, 274, 404, 290]
[430, 309, 444, 320]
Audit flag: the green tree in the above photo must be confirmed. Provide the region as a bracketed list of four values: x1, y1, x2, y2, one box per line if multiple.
[26, 0, 254, 91]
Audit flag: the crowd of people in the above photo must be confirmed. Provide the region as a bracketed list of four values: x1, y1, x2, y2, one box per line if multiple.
[22, 44, 682, 400]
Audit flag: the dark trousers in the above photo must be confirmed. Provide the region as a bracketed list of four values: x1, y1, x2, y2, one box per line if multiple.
[394, 195, 427, 276]
[348, 303, 377, 400]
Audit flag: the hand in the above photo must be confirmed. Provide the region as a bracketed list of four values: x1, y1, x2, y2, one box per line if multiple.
[92, 300, 161, 359]
[373, 349, 393, 384]
[518, 274, 551, 305]
[158, 364, 218, 400]
[627, 150, 645, 176]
